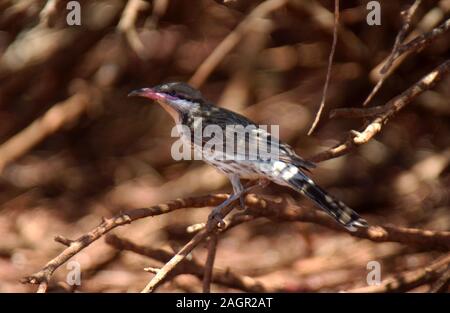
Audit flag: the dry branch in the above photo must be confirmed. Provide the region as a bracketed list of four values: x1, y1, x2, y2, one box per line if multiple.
[347, 253, 450, 293]
[203, 233, 218, 293]
[0, 88, 92, 174]
[307, 0, 339, 135]
[23, 192, 450, 292]
[39, 0, 62, 27]
[117, 0, 150, 59]
[429, 264, 450, 293]
[362, 0, 422, 106]
[244, 194, 450, 251]
[364, 13, 450, 106]
[380, 0, 422, 74]
[139, 188, 252, 293]
[310, 59, 450, 162]
[329, 105, 388, 119]
[21, 194, 232, 293]
[188, 0, 288, 87]
[106, 234, 266, 292]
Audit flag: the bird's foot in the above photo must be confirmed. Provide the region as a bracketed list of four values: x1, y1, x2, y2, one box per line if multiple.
[208, 205, 226, 229]
[235, 179, 269, 210]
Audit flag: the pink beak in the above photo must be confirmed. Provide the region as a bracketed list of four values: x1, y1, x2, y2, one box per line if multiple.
[128, 88, 166, 101]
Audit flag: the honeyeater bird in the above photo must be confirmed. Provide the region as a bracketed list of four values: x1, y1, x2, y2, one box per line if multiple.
[129, 82, 368, 231]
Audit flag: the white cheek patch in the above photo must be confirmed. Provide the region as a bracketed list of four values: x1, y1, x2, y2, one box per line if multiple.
[162, 98, 199, 124]
[169, 99, 199, 111]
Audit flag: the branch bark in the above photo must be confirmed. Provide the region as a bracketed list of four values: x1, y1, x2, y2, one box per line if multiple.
[23, 192, 450, 292]
[310, 59, 450, 162]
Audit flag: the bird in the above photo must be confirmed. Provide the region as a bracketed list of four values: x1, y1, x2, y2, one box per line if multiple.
[129, 82, 368, 231]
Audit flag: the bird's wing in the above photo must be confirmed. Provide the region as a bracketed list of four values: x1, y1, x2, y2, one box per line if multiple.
[190, 106, 315, 171]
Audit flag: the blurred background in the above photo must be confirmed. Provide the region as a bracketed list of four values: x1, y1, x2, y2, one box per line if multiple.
[0, 0, 449, 292]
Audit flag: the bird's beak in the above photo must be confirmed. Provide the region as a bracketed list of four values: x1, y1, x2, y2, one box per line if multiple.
[128, 88, 165, 101]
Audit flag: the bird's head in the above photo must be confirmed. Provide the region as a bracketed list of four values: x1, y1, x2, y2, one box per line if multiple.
[128, 82, 203, 122]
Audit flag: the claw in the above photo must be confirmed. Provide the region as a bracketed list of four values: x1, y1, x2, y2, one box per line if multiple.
[208, 206, 226, 229]
[209, 212, 225, 229]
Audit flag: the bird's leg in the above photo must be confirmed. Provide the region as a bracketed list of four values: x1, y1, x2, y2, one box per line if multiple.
[208, 177, 270, 228]
[208, 191, 245, 229]
[230, 175, 246, 210]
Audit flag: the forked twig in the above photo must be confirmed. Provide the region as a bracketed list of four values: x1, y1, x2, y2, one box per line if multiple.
[140, 182, 262, 293]
[310, 59, 450, 162]
[362, 2, 450, 107]
[21, 194, 232, 293]
[106, 233, 266, 292]
[22, 192, 450, 292]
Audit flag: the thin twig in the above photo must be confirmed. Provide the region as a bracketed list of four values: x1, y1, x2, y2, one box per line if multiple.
[203, 233, 218, 293]
[106, 233, 266, 292]
[347, 253, 450, 293]
[395, 18, 450, 58]
[146, 0, 170, 28]
[362, 7, 450, 108]
[188, 0, 288, 87]
[244, 194, 450, 251]
[307, 0, 339, 135]
[310, 59, 450, 162]
[362, 0, 422, 107]
[329, 105, 388, 119]
[117, 0, 150, 59]
[21, 194, 232, 293]
[381, 0, 422, 74]
[429, 264, 450, 293]
[39, 0, 62, 27]
[23, 191, 450, 292]
[140, 190, 249, 292]
[140, 230, 207, 292]
[0, 88, 93, 174]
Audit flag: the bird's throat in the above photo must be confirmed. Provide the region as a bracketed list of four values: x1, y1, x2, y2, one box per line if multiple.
[158, 101, 182, 124]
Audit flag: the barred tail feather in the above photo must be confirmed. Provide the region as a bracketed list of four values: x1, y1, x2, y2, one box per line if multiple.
[288, 174, 368, 231]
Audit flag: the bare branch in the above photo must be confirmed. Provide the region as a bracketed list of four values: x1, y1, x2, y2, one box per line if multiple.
[307, 0, 339, 135]
[429, 264, 450, 293]
[117, 0, 150, 59]
[39, 0, 62, 27]
[203, 233, 218, 293]
[106, 234, 266, 292]
[23, 191, 450, 292]
[347, 253, 450, 293]
[189, 0, 288, 87]
[244, 194, 450, 251]
[310, 59, 450, 162]
[21, 194, 231, 292]
[0, 86, 93, 174]
[363, 10, 449, 107]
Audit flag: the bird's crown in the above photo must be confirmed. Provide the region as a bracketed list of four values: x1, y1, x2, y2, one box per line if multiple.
[154, 82, 203, 102]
